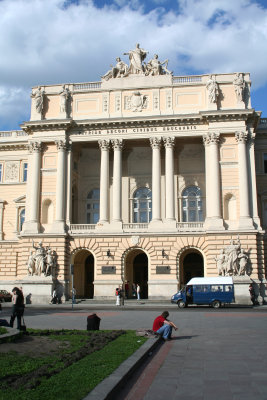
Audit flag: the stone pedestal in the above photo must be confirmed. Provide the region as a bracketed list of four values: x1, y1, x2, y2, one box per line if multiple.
[233, 276, 252, 305]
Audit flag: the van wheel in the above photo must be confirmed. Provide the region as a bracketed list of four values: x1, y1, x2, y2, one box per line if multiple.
[177, 300, 186, 309]
[211, 300, 221, 309]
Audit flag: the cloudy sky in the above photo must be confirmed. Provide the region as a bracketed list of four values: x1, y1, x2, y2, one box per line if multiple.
[0, 0, 267, 130]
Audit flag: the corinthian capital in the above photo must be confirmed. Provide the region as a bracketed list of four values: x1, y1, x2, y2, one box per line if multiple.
[55, 140, 67, 151]
[202, 132, 220, 146]
[28, 141, 42, 153]
[235, 131, 248, 144]
[111, 139, 123, 150]
[163, 137, 175, 148]
[150, 137, 162, 149]
[98, 139, 110, 150]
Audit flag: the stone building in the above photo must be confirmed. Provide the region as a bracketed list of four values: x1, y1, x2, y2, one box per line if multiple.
[0, 46, 266, 303]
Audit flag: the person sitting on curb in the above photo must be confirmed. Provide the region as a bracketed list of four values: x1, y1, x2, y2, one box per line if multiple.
[152, 310, 178, 341]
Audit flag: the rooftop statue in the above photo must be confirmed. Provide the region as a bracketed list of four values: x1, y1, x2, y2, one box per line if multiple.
[102, 44, 172, 81]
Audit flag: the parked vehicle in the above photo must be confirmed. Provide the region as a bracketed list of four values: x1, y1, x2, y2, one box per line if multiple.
[0, 290, 12, 302]
[171, 277, 235, 309]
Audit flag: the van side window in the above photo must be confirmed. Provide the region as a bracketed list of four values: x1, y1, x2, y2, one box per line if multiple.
[225, 285, 233, 292]
[211, 285, 223, 292]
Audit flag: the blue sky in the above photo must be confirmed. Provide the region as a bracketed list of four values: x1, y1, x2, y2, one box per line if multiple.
[0, 0, 267, 130]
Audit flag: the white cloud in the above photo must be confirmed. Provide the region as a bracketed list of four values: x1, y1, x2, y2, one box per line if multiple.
[0, 0, 267, 129]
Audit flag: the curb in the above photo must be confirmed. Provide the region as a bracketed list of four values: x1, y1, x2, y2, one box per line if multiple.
[0, 326, 21, 343]
[83, 336, 161, 400]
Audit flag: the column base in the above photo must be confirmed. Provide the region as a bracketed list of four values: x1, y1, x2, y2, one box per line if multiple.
[148, 219, 163, 231]
[162, 219, 177, 232]
[238, 217, 254, 230]
[109, 221, 123, 232]
[22, 221, 40, 234]
[50, 221, 66, 234]
[204, 217, 225, 231]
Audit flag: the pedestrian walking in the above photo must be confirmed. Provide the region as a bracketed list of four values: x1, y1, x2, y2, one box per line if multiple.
[10, 287, 25, 330]
[137, 283, 141, 300]
[132, 282, 137, 298]
[115, 285, 121, 306]
[50, 288, 58, 304]
[72, 287, 77, 304]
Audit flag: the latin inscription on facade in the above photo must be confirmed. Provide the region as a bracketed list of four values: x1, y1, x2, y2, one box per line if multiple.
[102, 266, 116, 274]
[74, 125, 198, 137]
[156, 266, 170, 274]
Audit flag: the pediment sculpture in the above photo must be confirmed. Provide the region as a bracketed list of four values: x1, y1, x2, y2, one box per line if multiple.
[215, 237, 251, 277]
[27, 241, 57, 278]
[102, 43, 172, 81]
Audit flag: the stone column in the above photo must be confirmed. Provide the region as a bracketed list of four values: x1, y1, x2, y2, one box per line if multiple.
[111, 139, 123, 229]
[235, 131, 253, 229]
[51, 140, 67, 233]
[247, 132, 261, 229]
[149, 137, 162, 228]
[203, 133, 224, 230]
[164, 137, 176, 229]
[66, 142, 72, 228]
[98, 139, 110, 225]
[22, 141, 41, 233]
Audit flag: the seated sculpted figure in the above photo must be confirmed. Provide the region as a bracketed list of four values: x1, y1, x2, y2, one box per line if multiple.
[145, 54, 172, 76]
[102, 57, 128, 80]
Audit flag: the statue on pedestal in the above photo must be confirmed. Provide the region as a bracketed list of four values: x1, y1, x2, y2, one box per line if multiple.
[59, 85, 71, 116]
[216, 237, 250, 276]
[233, 73, 245, 102]
[27, 241, 57, 277]
[32, 86, 45, 116]
[206, 75, 219, 103]
[102, 44, 173, 81]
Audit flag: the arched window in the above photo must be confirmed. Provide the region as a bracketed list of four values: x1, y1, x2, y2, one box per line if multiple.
[182, 186, 203, 222]
[87, 189, 100, 224]
[133, 187, 152, 223]
[19, 208, 25, 232]
[42, 199, 54, 224]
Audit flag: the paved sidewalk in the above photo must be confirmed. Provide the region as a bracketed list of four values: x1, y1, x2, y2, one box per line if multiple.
[1, 304, 267, 399]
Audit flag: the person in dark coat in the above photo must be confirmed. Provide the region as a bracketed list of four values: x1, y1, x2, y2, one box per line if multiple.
[10, 287, 25, 330]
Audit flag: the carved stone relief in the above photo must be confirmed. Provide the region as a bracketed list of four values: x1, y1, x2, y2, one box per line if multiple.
[4, 161, 20, 182]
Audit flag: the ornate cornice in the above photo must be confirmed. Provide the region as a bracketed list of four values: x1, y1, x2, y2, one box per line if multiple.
[0, 144, 28, 151]
[21, 119, 73, 133]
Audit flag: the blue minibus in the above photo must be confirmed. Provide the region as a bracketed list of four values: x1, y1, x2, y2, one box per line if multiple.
[171, 277, 235, 308]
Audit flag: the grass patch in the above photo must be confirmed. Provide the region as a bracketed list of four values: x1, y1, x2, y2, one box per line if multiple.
[0, 327, 8, 335]
[0, 329, 147, 400]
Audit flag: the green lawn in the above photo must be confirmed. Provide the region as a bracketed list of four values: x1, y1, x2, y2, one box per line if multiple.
[0, 329, 147, 400]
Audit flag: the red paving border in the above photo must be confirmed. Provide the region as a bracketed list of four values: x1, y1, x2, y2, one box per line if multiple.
[125, 340, 174, 400]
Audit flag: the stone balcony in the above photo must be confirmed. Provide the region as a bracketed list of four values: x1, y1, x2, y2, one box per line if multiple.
[68, 222, 204, 235]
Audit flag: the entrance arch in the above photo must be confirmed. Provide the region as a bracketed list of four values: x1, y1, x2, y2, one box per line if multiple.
[124, 249, 148, 299]
[72, 249, 95, 298]
[180, 250, 204, 287]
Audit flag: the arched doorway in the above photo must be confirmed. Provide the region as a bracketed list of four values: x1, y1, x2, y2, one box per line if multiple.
[125, 250, 148, 299]
[73, 250, 94, 298]
[180, 250, 204, 287]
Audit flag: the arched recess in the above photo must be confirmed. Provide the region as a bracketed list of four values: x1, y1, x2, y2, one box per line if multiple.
[71, 248, 95, 298]
[122, 248, 149, 299]
[42, 199, 54, 224]
[224, 193, 237, 221]
[177, 247, 205, 288]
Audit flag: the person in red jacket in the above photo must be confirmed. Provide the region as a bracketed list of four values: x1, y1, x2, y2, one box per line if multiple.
[152, 311, 178, 340]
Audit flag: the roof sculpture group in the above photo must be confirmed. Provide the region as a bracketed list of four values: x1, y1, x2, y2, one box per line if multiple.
[102, 43, 173, 81]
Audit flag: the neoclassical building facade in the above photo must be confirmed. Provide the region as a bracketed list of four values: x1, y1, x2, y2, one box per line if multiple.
[0, 47, 267, 302]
